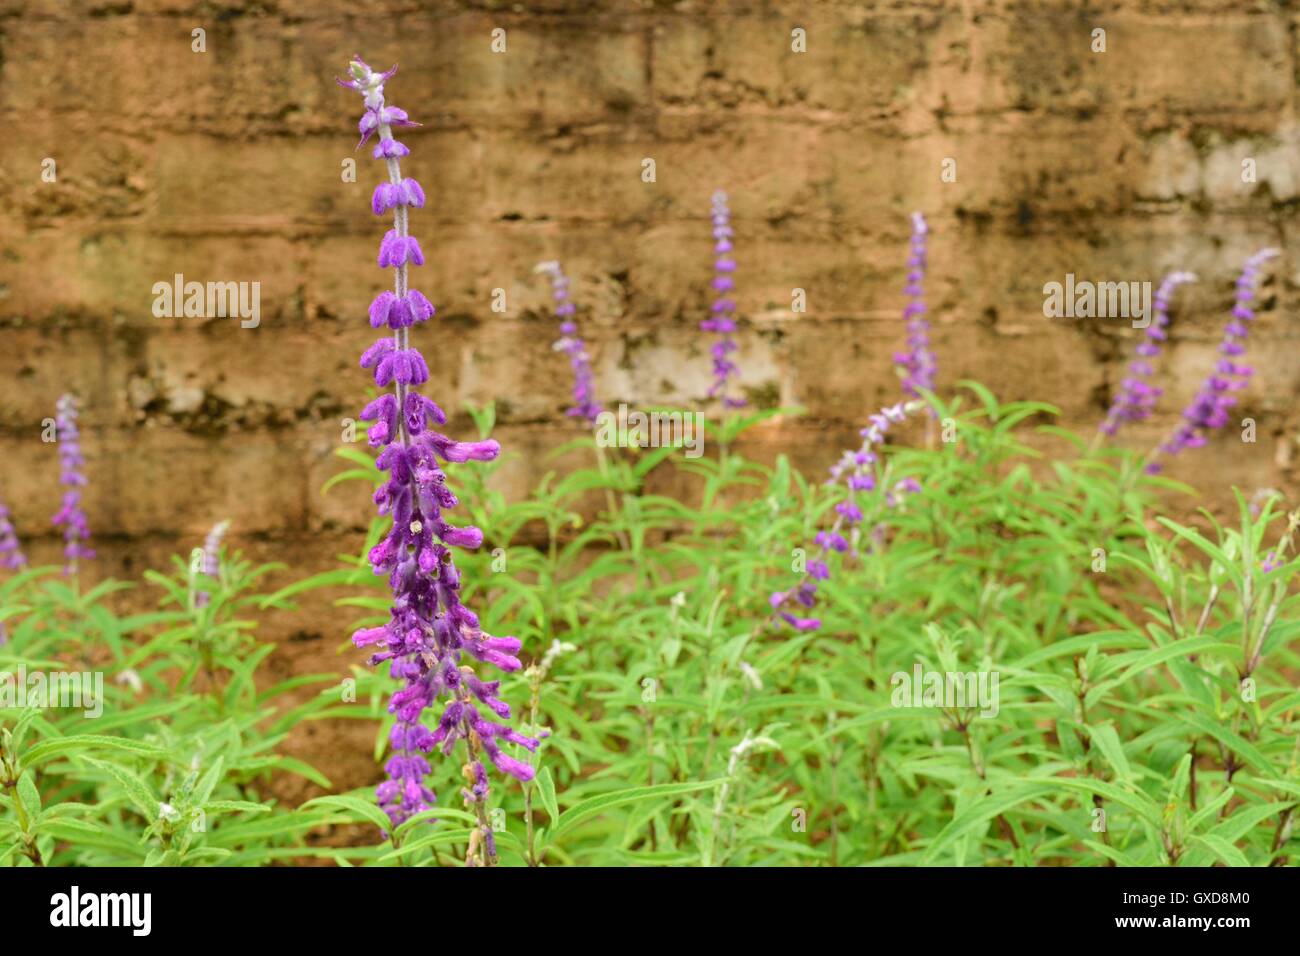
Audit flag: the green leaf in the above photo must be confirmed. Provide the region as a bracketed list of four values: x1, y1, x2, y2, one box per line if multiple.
[193, 756, 226, 806]
[1209, 800, 1294, 845]
[298, 794, 392, 833]
[1088, 723, 1132, 781]
[552, 780, 725, 841]
[81, 757, 160, 819]
[183, 847, 235, 864]
[22, 735, 169, 771]
[1180, 713, 1281, 779]
[391, 807, 480, 842]
[1189, 834, 1250, 867]
[1107, 636, 1236, 686]
[15, 770, 41, 824]
[1029, 776, 1163, 828]
[536, 766, 560, 824]
[379, 827, 475, 861]
[202, 800, 272, 815]
[921, 783, 1057, 864]
[1154, 518, 1243, 587]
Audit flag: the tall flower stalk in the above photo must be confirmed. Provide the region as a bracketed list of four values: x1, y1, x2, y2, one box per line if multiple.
[51, 394, 93, 575]
[1098, 270, 1196, 441]
[1146, 249, 1277, 475]
[893, 212, 935, 401]
[702, 190, 745, 410]
[340, 58, 537, 861]
[535, 261, 630, 553]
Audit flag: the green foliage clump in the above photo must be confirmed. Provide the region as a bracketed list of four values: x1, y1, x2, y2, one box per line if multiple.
[4, 385, 1299, 866]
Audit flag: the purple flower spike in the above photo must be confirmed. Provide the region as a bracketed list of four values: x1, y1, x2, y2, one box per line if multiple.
[51, 394, 94, 575]
[771, 400, 923, 630]
[893, 212, 936, 400]
[537, 261, 602, 425]
[0, 504, 26, 571]
[1147, 249, 1278, 474]
[700, 190, 745, 409]
[1100, 271, 1196, 437]
[342, 58, 537, 842]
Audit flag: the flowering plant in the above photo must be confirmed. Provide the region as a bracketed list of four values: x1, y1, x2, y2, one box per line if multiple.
[339, 58, 538, 859]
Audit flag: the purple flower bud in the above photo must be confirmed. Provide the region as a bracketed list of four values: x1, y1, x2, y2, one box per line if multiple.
[437, 521, 483, 549]
[373, 138, 410, 159]
[378, 230, 425, 268]
[353, 626, 389, 648]
[368, 291, 397, 327]
[371, 178, 427, 214]
[371, 182, 399, 215]
[486, 745, 536, 782]
[401, 178, 425, 207]
[429, 436, 500, 463]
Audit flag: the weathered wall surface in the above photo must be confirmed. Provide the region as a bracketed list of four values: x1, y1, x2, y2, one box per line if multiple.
[1, 0, 1298, 783]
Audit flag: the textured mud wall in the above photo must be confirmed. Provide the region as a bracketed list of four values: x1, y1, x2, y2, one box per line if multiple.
[2, 0, 1298, 789]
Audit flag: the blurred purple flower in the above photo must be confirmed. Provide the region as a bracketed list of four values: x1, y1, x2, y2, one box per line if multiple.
[701, 190, 746, 409]
[1099, 270, 1195, 437]
[893, 212, 936, 400]
[51, 394, 94, 575]
[1147, 249, 1278, 474]
[0, 504, 26, 571]
[537, 261, 602, 424]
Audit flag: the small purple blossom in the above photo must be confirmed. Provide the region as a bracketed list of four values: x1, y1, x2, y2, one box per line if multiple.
[342, 57, 538, 839]
[701, 190, 745, 409]
[194, 520, 229, 609]
[0, 505, 26, 571]
[51, 394, 94, 575]
[1099, 271, 1195, 437]
[885, 477, 923, 508]
[771, 401, 922, 631]
[893, 212, 936, 400]
[1147, 249, 1278, 474]
[537, 261, 602, 424]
